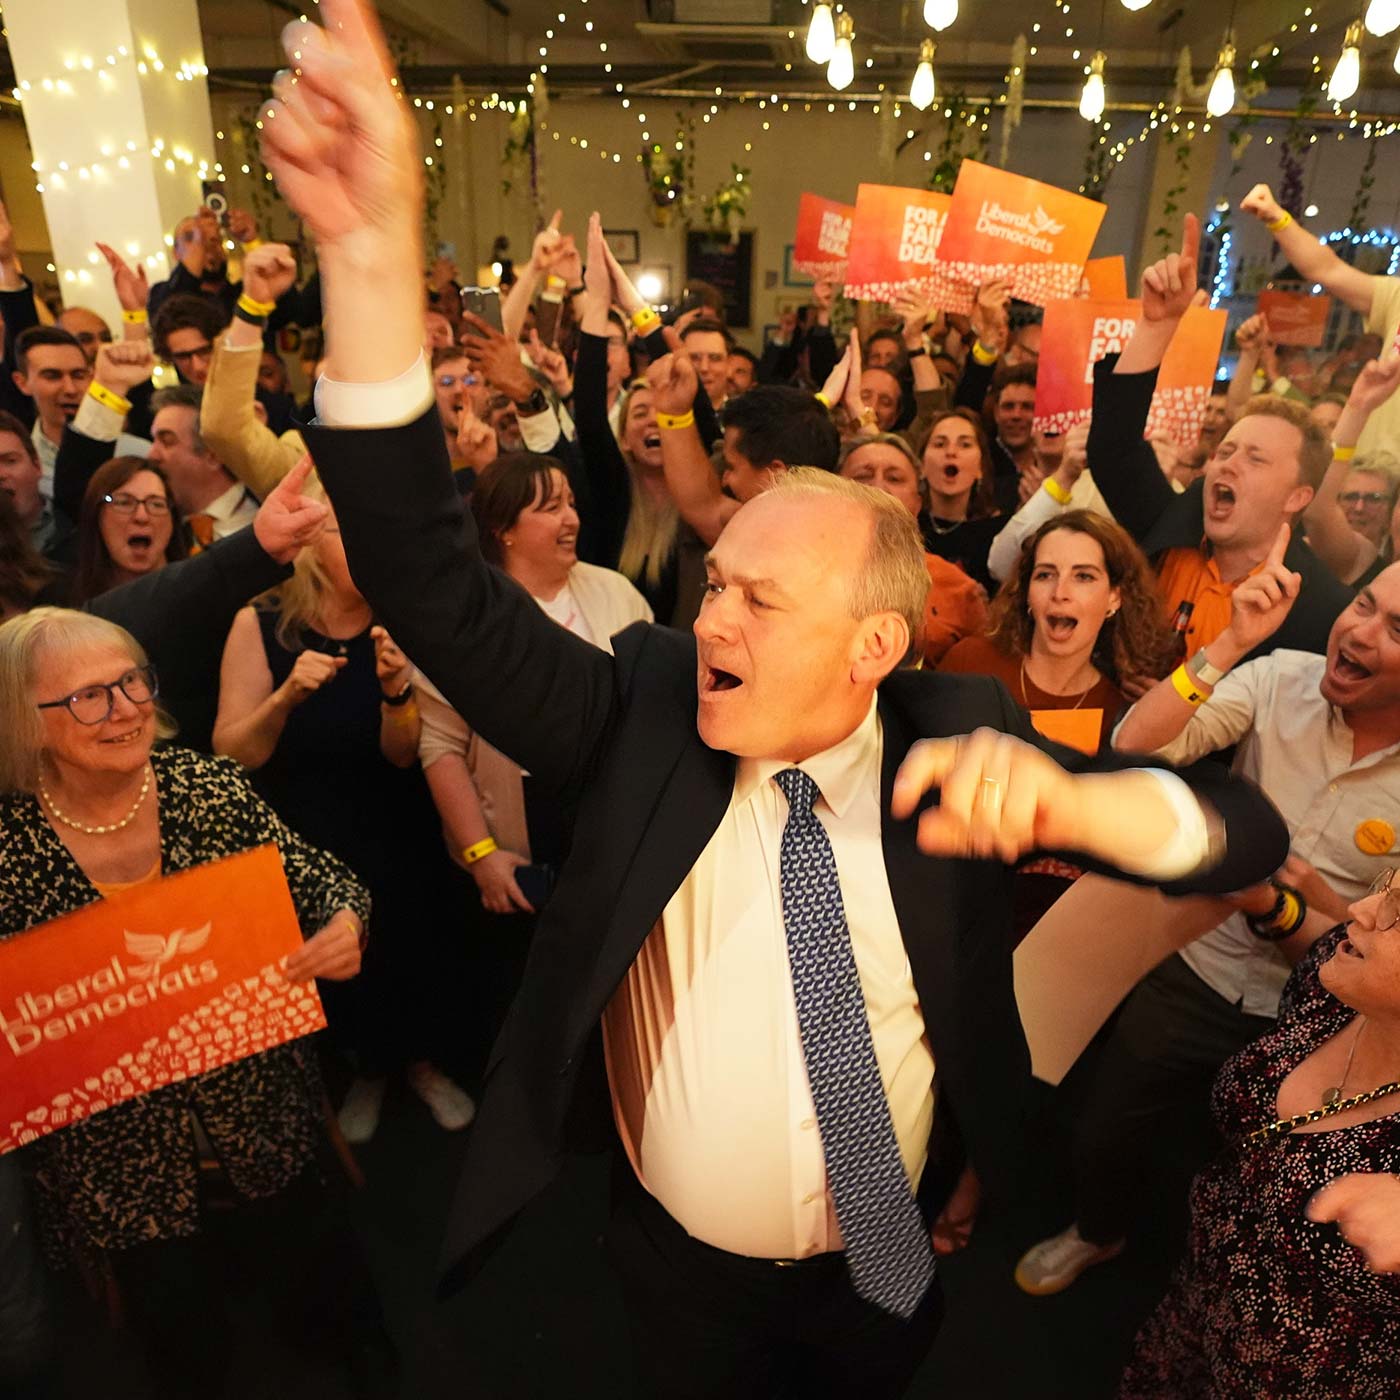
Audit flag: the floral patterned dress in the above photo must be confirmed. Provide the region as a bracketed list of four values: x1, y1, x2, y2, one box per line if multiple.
[1120, 926, 1400, 1398]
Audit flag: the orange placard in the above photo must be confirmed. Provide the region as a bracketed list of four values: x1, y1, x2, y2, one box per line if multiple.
[844, 183, 956, 305]
[1029, 707, 1103, 755]
[1258, 289, 1332, 348]
[933, 160, 1108, 308]
[0, 846, 325, 1155]
[793, 193, 856, 284]
[1079, 255, 1128, 300]
[1034, 298, 1227, 446]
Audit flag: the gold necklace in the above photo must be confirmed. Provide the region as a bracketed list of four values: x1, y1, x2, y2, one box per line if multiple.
[38, 763, 152, 836]
[1322, 1017, 1367, 1108]
[1019, 657, 1097, 711]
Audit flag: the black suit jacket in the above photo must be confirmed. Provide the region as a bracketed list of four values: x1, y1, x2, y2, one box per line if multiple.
[1086, 354, 1352, 658]
[302, 406, 1288, 1297]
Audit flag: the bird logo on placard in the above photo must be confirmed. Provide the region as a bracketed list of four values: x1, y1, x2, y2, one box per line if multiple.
[1030, 206, 1066, 238]
[124, 924, 211, 978]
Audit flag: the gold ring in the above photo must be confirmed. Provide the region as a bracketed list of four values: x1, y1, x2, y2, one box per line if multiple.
[977, 777, 1003, 812]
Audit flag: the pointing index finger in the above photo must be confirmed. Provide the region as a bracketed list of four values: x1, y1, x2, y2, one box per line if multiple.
[1267, 520, 1291, 569]
[1180, 210, 1201, 269]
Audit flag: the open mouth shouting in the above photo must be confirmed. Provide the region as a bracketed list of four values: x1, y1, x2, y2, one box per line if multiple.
[699, 658, 745, 699]
[1338, 936, 1366, 960]
[1041, 613, 1079, 644]
[1331, 644, 1375, 687]
[125, 530, 156, 560]
[1206, 480, 1237, 521]
[643, 430, 662, 452]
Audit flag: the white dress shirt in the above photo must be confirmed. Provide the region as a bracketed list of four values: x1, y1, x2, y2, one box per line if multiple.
[1129, 649, 1400, 1017]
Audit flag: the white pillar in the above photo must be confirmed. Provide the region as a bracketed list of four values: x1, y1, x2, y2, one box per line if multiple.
[3, 0, 219, 326]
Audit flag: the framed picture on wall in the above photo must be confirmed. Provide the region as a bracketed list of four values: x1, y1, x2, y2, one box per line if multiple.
[783, 244, 814, 288]
[605, 229, 640, 265]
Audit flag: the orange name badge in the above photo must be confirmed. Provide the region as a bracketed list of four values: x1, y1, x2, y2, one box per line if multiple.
[844, 183, 957, 306]
[1030, 707, 1103, 756]
[793, 193, 856, 284]
[0, 845, 324, 1156]
[933, 159, 1107, 307]
[1258, 290, 1332, 348]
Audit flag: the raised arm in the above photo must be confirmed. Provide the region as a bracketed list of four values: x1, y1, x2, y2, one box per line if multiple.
[1302, 357, 1400, 584]
[263, 0, 620, 796]
[1240, 184, 1376, 318]
[1226, 313, 1270, 420]
[651, 343, 735, 548]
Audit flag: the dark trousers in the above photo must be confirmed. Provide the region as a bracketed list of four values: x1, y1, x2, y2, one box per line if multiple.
[606, 1166, 943, 1400]
[1073, 953, 1274, 1246]
[0, 1154, 51, 1391]
[105, 1160, 394, 1400]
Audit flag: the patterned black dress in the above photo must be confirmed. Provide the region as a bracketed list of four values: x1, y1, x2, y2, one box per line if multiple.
[1120, 926, 1400, 1398]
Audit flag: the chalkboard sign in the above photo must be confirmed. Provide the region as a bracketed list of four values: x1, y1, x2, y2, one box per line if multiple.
[684, 230, 754, 329]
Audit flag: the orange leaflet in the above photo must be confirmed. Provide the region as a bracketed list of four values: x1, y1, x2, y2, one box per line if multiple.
[1257, 290, 1332, 348]
[793, 193, 856, 284]
[843, 183, 958, 307]
[934, 160, 1107, 308]
[1079, 255, 1128, 300]
[1029, 707, 1103, 756]
[0, 845, 324, 1156]
[1034, 298, 1227, 447]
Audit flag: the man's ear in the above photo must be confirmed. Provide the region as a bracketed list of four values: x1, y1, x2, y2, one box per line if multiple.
[853, 611, 912, 684]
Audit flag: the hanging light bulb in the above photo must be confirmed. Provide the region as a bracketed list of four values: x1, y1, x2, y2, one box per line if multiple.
[1365, 0, 1400, 39]
[1327, 21, 1363, 104]
[1079, 51, 1106, 121]
[827, 12, 855, 91]
[805, 0, 836, 65]
[910, 38, 937, 110]
[923, 0, 958, 31]
[1394, 38, 1400, 73]
[1119, 0, 1152, 10]
[1206, 39, 1236, 118]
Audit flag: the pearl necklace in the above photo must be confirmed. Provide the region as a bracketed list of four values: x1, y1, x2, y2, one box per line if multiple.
[38, 763, 152, 836]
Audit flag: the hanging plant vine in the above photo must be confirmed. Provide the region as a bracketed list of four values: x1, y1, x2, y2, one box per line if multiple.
[1153, 123, 1194, 257]
[1348, 133, 1380, 232]
[925, 93, 989, 194]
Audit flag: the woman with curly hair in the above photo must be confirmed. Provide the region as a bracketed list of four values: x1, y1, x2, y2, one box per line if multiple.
[940, 510, 1175, 754]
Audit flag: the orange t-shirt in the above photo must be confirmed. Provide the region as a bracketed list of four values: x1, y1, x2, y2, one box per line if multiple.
[920, 554, 989, 668]
[1155, 544, 1263, 655]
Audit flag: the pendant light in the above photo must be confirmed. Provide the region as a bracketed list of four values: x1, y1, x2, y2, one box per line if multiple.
[1206, 38, 1236, 117]
[1079, 51, 1107, 121]
[1365, 0, 1400, 39]
[1327, 21, 1363, 104]
[827, 11, 855, 91]
[805, 0, 836, 65]
[923, 0, 958, 31]
[910, 39, 937, 110]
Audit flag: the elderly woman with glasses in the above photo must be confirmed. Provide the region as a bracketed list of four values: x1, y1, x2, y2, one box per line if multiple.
[0, 606, 390, 1396]
[1120, 869, 1400, 1397]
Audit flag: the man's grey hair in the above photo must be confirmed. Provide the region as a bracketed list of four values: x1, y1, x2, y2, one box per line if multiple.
[764, 467, 929, 660]
[150, 383, 208, 453]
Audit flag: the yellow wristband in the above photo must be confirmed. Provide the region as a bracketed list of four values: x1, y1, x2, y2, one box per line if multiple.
[631, 307, 661, 332]
[1332, 444, 1357, 461]
[814, 391, 832, 409]
[236, 292, 276, 318]
[462, 836, 499, 866]
[656, 409, 695, 431]
[121, 307, 148, 325]
[1265, 211, 1293, 234]
[385, 700, 419, 725]
[241, 237, 264, 251]
[1170, 664, 1209, 707]
[1043, 475, 1073, 505]
[87, 381, 131, 414]
[971, 340, 1000, 366]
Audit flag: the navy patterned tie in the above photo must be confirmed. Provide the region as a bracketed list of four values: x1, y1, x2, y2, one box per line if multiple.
[773, 766, 936, 1319]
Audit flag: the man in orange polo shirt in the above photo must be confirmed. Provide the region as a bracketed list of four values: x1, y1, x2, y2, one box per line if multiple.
[1085, 215, 1351, 664]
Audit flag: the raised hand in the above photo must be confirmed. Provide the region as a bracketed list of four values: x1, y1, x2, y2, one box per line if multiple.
[455, 401, 498, 471]
[241, 242, 298, 306]
[285, 909, 362, 981]
[1234, 312, 1272, 355]
[227, 207, 259, 245]
[93, 340, 156, 397]
[95, 242, 151, 313]
[842, 327, 865, 422]
[371, 624, 413, 695]
[525, 329, 572, 398]
[530, 209, 564, 272]
[1345, 356, 1400, 418]
[892, 290, 934, 350]
[1055, 420, 1090, 489]
[1240, 183, 1286, 227]
[252, 454, 331, 564]
[819, 338, 853, 410]
[459, 311, 534, 401]
[597, 224, 645, 315]
[1140, 213, 1201, 323]
[970, 278, 1011, 352]
[1220, 522, 1300, 657]
[645, 335, 699, 416]
[583, 213, 614, 313]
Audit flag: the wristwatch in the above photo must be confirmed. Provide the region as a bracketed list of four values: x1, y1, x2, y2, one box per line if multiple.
[513, 386, 549, 416]
[1187, 648, 1228, 689]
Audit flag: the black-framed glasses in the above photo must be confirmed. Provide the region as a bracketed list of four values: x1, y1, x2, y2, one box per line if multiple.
[1339, 491, 1392, 507]
[36, 665, 159, 725]
[1365, 868, 1400, 932]
[102, 492, 171, 516]
[168, 344, 213, 365]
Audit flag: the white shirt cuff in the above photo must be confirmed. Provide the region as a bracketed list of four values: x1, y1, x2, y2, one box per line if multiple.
[73, 392, 125, 442]
[1127, 768, 1212, 881]
[314, 352, 434, 428]
[518, 405, 564, 454]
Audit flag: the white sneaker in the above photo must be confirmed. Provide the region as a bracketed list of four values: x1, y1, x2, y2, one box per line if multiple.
[1014, 1224, 1125, 1296]
[337, 1075, 387, 1145]
[406, 1063, 476, 1131]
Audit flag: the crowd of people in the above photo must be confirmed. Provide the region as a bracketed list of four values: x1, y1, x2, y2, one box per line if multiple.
[3, 1, 1400, 1395]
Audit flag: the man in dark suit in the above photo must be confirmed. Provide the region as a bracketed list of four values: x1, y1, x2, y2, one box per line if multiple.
[264, 6, 1289, 1394]
[1086, 214, 1352, 664]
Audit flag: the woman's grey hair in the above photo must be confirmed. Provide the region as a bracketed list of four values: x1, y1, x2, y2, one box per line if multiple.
[763, 468, 929, 661]
[0, 607, 175, 793]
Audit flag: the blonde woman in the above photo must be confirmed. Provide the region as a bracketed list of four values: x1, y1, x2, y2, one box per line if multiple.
[214, 484, 474, 1146]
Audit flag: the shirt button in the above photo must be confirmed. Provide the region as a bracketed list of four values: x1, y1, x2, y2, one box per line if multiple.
[800, 1117, 816, 1130]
